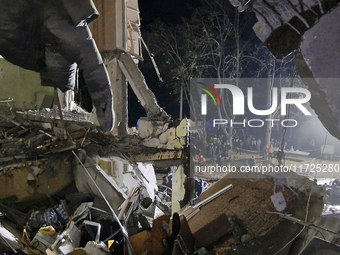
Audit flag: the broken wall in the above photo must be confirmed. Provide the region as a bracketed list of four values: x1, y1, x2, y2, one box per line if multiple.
[89, 0, 141, 57]
[0, 157, 74, 203]
[138, 118, 188, 150]
[0, 58, 54, 110]
[296, 5, 340, 140]
[95, 156, 158, 199]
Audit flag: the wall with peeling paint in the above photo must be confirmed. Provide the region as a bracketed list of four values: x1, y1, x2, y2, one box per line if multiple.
[0, 159, 74, 203]
[0, 58, 54, 110]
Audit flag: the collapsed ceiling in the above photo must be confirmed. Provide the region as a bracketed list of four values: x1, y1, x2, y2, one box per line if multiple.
[228, 0, 340, 141]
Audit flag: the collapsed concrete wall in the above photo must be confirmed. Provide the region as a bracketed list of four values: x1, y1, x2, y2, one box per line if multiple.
[295, 6, 340, 140]
[138, 118, 188, 150]
[227, 0, 340, 141]
[229, 0, 340, 58]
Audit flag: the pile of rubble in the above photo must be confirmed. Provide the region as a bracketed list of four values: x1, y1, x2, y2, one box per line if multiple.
[0, 107, 175, 254]
[0, 107, 339, 255]
[0, 108, 161, 160]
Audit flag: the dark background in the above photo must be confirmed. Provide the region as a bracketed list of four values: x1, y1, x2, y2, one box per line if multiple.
[128, 0, 199, 126]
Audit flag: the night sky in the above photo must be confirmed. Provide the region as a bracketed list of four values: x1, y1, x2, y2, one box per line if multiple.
[133, 1, 340, 153]
[130, 1, 257, 126]
[128, 0, 200, 125]
[139, 0, 199, 29]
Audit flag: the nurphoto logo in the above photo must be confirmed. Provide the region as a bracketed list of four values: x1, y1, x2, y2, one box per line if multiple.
[200, 84, 311, 116]
[194, 79, 311, 129]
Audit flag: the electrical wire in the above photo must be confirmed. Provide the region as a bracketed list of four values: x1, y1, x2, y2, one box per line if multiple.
[318, 132, 328, 165]
[71, 150, 136, 255]
[273, 68, 314, 254]
[281, 68, 298, 167]
[272, 174, 313, 255]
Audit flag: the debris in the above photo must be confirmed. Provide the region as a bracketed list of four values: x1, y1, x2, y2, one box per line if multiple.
[31, 230, 57, 253]
[270, 192, 287, 212]
[81, 241, 111, 255]
[299, 237, 340, 255]
[228, 216, 247, 240]
[72, 150, 135, 255]
[39, 226, 56, 236]
[46, 248, 57, 255]
[138, 118, 187, 149]
[129, 215, 170, 255]
[169, 214, 195, 254]
[178, 206, 200, 221]
[83, 220, 101, 243]
[194, 213, 231, 248]
[183, 173, 325, 254]
[177, 184, 233, 221]
[0, 220, 21, 253]
[72, 202, 94, 224]
[118, 188, 138, 220]
[0, 108, 184, 254]
[193, 184, 233, 209]
[51, 221, 81, 255]
[266, 211, 340, 239]
[27, 204, 69, 231]
[129, 212, 195, 255]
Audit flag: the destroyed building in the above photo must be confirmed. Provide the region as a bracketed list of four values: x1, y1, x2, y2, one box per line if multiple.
[0, 0, 340, 255]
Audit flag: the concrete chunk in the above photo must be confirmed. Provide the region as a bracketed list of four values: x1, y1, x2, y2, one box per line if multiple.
[176, 119, 187, 137]
[143, 137, 160, 148]
[137, 118, 153, 138]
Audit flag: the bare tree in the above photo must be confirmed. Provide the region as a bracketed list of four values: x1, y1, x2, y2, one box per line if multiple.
[147, 0, 304, 152]
[148, 0, 258, 145]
